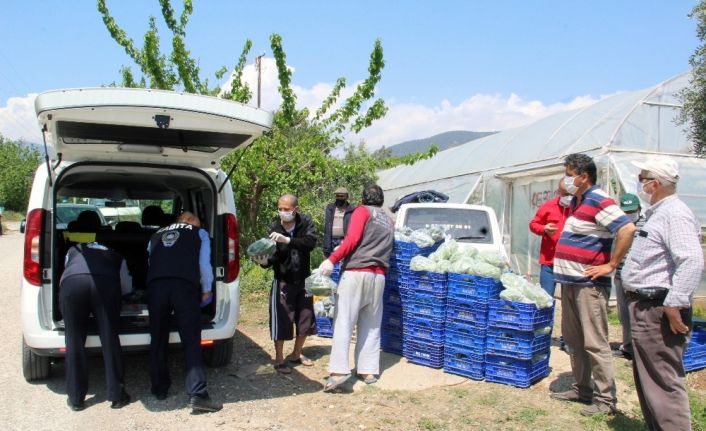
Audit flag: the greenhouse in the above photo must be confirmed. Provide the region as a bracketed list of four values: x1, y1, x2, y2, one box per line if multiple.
[377, 72, 706, 297]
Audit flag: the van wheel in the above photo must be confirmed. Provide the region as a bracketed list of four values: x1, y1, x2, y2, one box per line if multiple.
[204, 338, 233, 368]
[22, 339, 50, 381]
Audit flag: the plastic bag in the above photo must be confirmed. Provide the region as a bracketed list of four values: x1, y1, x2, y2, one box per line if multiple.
[314, 296, 336, 318]
[430, 239, 459, 262]
[449, 257, 477, 274]
[410, 230, 435, 248]
[476, 250, 505, 268]
[410, 255, 437, 272]
[305, 270, 337, 297]
[427, 225, 446, 242]
[468, 261, 502, 279]
[246, 237, 277, 257]
[499, 273, 554, 308]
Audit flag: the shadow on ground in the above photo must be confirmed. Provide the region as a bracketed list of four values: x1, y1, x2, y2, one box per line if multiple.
[38, 329, 323, 412]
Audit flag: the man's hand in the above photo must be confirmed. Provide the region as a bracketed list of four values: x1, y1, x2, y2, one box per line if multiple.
[200, 292, 213, 307]
[318, 259, 334, 276]
[252, 254, 269, 266]
[664, 306, 690, 335]
[584, 263, 615, 280]
[544, 223, 558, 236]
[269, 232, 291, 244]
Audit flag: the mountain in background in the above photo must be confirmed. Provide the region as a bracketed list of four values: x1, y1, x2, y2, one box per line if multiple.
[385, 130, 496, 157]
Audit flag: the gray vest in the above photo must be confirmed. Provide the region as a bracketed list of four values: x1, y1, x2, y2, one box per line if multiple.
[342, 206, 394, 270]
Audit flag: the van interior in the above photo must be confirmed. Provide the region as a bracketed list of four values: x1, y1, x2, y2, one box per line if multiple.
[50, 163, 224, 333]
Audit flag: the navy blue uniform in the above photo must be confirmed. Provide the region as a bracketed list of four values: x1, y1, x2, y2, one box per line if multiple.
[60, 243, 127, 406]
[147, 222, 209, 398]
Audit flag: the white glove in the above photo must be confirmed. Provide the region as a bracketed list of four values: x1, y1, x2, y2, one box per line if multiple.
[269, 232, 291, 244]
[318, 259, 334, 276]
[252, 254, 270, 266]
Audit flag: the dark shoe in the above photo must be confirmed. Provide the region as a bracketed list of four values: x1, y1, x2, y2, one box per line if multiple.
[550, 390, 591, 404]
[612, 349, 633, 360]
[66, 398, 85, 411]
[152, 390, 167, 400]
[111, 393, 131, 409]
[581, 402, 617, 417]
[189, 395, 222, 413]
[274, 362, 292, 374]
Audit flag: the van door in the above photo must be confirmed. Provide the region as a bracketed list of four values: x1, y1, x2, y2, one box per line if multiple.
[35, 88, 273, 168]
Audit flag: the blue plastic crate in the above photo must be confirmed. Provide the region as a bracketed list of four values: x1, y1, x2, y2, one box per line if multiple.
[384, 289, 403, 308]
[485, 327, 552, 360]
[447, 273, 502, 302]
[403, 319, 446, 345]
[382, 310, 404, 332]
[330, 262, 342, 284]
[394, 240, 443, 260]
[403, 339, 445, 368]
[487, 299, 555, 331]
[443, 345, 485, 380]
[401, 291, 447, 318]
[381, 332, 404, 355]
[444, 325, 486, 355]
[684, 327, 706, 372]
[316, 316, 333, 338]
[408, 271, 447, 296]
[446, 298, 489, 327]
[484, 354, 550, 388]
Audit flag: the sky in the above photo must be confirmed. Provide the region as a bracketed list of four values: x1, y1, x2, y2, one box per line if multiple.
[0, 0, 699, 149]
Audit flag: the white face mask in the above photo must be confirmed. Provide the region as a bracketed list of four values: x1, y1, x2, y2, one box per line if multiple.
[559, 195, 573, 207]
[279, 211, 295, 222]
[636, 179, 654, 204]
[627, 212, 640, 223]
[564, 175, 579, 196]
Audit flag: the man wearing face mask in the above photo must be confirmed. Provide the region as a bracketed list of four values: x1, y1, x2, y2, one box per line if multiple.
[323, 187, 356, 258]
[529, 179, 571, 297]
[611, 193, 645, 361]
[621, 157, 703, 431]
[253, 194, 318, 374]
[550, 153, 635, 417]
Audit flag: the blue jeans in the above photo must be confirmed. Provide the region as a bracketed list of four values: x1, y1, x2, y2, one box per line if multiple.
[539, 264, 557, 297]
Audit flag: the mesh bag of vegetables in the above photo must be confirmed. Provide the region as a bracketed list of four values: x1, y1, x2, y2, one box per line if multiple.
[246, 237, 277, 258]
[305, 270, 338, 297]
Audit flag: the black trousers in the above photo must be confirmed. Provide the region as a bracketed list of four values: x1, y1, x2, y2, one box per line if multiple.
[60, 274, 125, 405]
[147, 278, 207, 397]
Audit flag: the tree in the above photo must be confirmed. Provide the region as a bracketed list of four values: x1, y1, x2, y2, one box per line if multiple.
[678, 1, 706, 156]
[97, 1, 437, 247]
[0, 135, 41, 212]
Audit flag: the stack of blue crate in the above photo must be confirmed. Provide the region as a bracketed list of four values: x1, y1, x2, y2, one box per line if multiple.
[443, 273, 503, 380]
[484, 299, 555, 388]
[381, 267, 404, 354]
[684, 323, 706, 372]
[402, 270, 447, 368]
[314, 263, 340, 338]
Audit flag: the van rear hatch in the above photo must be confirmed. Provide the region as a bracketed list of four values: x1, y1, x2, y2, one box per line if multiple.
[35, 88, 273, 168]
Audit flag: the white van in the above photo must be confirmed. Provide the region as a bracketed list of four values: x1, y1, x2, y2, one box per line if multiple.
[21, 88, 272, 381]
[394, 203, 508, 260]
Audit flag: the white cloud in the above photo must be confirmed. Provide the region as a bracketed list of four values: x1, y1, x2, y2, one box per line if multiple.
[0, 93, 41, 144]
[3, 61, 603, 152]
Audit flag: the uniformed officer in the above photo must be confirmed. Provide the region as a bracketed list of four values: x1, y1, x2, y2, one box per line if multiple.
[60, 211, 132, 411]
[146, 211, 222, 413]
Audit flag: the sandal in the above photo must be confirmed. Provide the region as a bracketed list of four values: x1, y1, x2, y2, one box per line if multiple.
[357, 374, 378, 384]
[323, 374, 351, 392]
[288, 354, 314, 367]
[274, 363, 292, 374]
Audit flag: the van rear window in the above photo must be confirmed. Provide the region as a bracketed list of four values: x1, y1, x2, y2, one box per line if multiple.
[57, 121, 251, 153]
[404, 208, 493, 244]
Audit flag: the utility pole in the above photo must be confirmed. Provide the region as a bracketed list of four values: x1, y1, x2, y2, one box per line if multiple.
[255, 53, 265, 108]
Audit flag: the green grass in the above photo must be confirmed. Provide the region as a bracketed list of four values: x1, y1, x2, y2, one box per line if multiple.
[477, 392, 501, 407]
[607, 309, 621, 326]
[693, 306, 706, 320]
[513, 407, 548, 424]
[449, 388, 468, 399]
[417, 417, 445, 431]
[690, 389, 706, 431]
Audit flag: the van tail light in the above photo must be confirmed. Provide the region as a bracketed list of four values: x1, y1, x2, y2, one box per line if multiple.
[23, 209, 45, 286]
[225, 213, 240, 282]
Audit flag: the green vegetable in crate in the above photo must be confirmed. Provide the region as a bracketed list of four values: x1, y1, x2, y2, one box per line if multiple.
[499, 273, 554, 308]
[410, 255, 437, 272]
[429, 239, 459, 262]
[246, 237, 277, 257]
[305, 270, 338, 296]
[476, 250, 506, 268]
[410, 229, 436, 247]
[468, 260, 502, 279]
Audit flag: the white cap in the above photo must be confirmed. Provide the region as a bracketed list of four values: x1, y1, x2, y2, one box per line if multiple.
[631, 156, 680, 183]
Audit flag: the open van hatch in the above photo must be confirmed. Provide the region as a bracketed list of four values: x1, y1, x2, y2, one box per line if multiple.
[35, 88, 272, 168]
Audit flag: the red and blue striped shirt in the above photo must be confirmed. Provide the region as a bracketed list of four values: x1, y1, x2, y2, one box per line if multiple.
[554, 185, 630, 287]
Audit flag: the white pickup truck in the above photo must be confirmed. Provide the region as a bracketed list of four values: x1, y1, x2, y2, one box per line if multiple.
[394, 202, 508, 260]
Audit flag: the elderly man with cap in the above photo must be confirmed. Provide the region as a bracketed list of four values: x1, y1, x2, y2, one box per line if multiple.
[323, 187, 356, 258]
[621, 156, 704, 431]
[611, 193, 646, 360]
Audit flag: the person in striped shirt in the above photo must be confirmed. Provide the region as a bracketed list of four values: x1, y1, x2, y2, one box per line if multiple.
[549, 153, 635, 417]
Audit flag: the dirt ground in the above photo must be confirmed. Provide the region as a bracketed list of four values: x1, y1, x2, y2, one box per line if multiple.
[234, 293, 706, 431]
